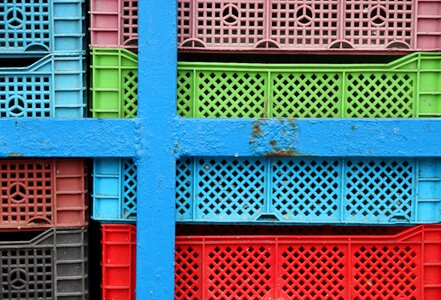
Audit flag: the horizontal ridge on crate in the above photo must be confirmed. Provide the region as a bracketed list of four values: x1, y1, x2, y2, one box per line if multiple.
[90, 48, 137, 118]
[0, 159, 87, 230]
[178, 52, 441, 118]
[0, 0, 85, 55]
[92, 158, 136, 222]
[101, 224, 136, 300]
[89, 0, 138, 50]
[92, 157, 441, 224]
[178, 0, 441, 53]
[0, 227, 88, 300]
[0, 54, 86, 118]
[101, 224, 441, 299]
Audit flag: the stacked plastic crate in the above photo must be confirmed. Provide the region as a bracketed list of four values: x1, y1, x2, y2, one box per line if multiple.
[94, 0, 441, 299]
[89, 0, 138, 299]
[0, 0, 89, 299]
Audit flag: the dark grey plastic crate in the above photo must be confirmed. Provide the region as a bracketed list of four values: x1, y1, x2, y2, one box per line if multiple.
[0, 228, 88, 299]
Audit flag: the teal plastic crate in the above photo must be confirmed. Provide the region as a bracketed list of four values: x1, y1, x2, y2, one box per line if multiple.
[92, 158, 137, 222]
[0, 54, 86, 118]
[0, 0, 85, 55]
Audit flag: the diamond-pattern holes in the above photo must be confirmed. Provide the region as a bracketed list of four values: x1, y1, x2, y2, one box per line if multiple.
[280, 245, 346, 299]
[176, 158, 193, 219]
[196, 158, 266, 219]
[207, 245, 273, 299]
[123, 71, 138, 118]
[353, 245, 419, 298]
[272, 73, 341, 118]
[197, 71, 266, 118]
[346, 73, 414, 118]
[175, 246, 202, 300]
[271, 159, 340, 220]
[177, 71, 193, 117]
[122, 159, 137, 219]
[345, 159, 413, 222]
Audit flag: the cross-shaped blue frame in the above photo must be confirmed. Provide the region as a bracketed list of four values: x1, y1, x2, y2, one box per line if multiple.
[0, 1, 439, 299]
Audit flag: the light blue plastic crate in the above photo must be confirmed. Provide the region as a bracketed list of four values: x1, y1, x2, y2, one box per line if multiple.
[94, 157, 441, 224]
[0, 54, 86, 118]
[0, 0, 85, 55]
[176, 157, 441, 224]
[92, 158, 137, 222]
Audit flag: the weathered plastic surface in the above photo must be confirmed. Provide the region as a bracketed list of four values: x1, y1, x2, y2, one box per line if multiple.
[90, 48, 138, 118]
[92, 158, 136, 222]
[90, 0, 138, 51]
[178, 0, 441, 53]
[0, 0, 85, 55]
[0, 159, 87, 230]
[0, 54, 86, 118]
[0, 228, 88, 299]
[176, 157, 441, 224]
[101, 224, 136, 300]
[176, 225, 441, 299]
[178, 52, 441, 118]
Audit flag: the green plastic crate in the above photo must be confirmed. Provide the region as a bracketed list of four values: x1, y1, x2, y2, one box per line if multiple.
[90, 48, 138, 118]
[177, 53, 441, 118]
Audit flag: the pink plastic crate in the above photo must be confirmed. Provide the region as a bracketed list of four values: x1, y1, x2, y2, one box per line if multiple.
[178, 0, 441, 53]
[90, 0, 138, 50]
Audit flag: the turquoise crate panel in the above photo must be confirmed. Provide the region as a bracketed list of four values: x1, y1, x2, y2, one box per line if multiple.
[92, 158, 137, 222]
[0, 0, 85, 55]
[0, 54, 86, 118]
[176, 157, 441, 224]
[95, 156, 441, 224]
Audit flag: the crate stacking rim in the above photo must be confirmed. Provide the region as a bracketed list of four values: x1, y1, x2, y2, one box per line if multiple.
[90, 48, 138, 118]
[100, 224, 441, 299]
[0, 159, 87, 230]
[178, 0, 441, 53]
[0, 0, 85, 55]
[0, 54, 86, 118]
[0, 228, 88, 300]
[89, 0, 138, 50]
[178, 52, 441, 118]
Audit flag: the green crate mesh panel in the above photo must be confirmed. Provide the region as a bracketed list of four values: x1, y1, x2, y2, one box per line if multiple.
[177, 53, 441, 118]
[123, 71, 138, 118]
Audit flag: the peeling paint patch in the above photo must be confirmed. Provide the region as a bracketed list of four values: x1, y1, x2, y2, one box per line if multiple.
[8, 152, 24, 157]
[264, 147, 313, 157]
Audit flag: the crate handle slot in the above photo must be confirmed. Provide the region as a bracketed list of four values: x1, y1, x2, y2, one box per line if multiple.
[386, 41, 410, 50]
[256, 214, 280, 221]
[255, 39, 280, 49]
[181, 38, 206, 48]
[25, 44, 49, 52]
[328, 40, 354, 49]
[388, 215, 410, 223]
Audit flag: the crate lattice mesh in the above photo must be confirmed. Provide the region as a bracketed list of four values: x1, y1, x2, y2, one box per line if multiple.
[176, 157, 417, 222]
[0, 0, 50, 51]
[122, 0, 138, 47]
[1, 248, 53, 299]
[123, 159, 137, 219]
[0, 161, 52, 225]
[0, 76, 51, 117]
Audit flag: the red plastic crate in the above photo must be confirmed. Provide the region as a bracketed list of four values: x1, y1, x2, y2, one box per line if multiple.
[101, 224, 136, 300]
[0, 159, 87, 230]
[90, 0, 138, 50]
[102, 225, 441, 299]
[178, 0, 441, 53]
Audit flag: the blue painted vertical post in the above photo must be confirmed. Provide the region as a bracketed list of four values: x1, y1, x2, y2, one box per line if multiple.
[137, 0, 177, 299]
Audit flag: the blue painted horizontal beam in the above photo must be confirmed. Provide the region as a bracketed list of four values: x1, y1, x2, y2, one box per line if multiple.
[0, 119, 137, 157]
[176, 118, 441, 157]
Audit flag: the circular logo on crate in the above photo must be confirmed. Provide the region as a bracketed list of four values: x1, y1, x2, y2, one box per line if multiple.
[5, 7, 25, 28]
[369, 5, 388, 26]
[296, 5, 314, 26]
[7, 96, 27, 117]
[221, 4, 240, 25]
[8, 268, 29, 290]
[8, 182, 28, 203]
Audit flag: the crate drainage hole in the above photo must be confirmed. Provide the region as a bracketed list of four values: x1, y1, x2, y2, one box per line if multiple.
[7, 97, 26, 116]
[9, 182, 27, 202]
[296, 6, 313, 25]
[370, 6, 387, 26]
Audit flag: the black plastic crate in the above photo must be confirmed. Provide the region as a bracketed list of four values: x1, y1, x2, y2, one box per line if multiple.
[0, 228, 88, 299]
